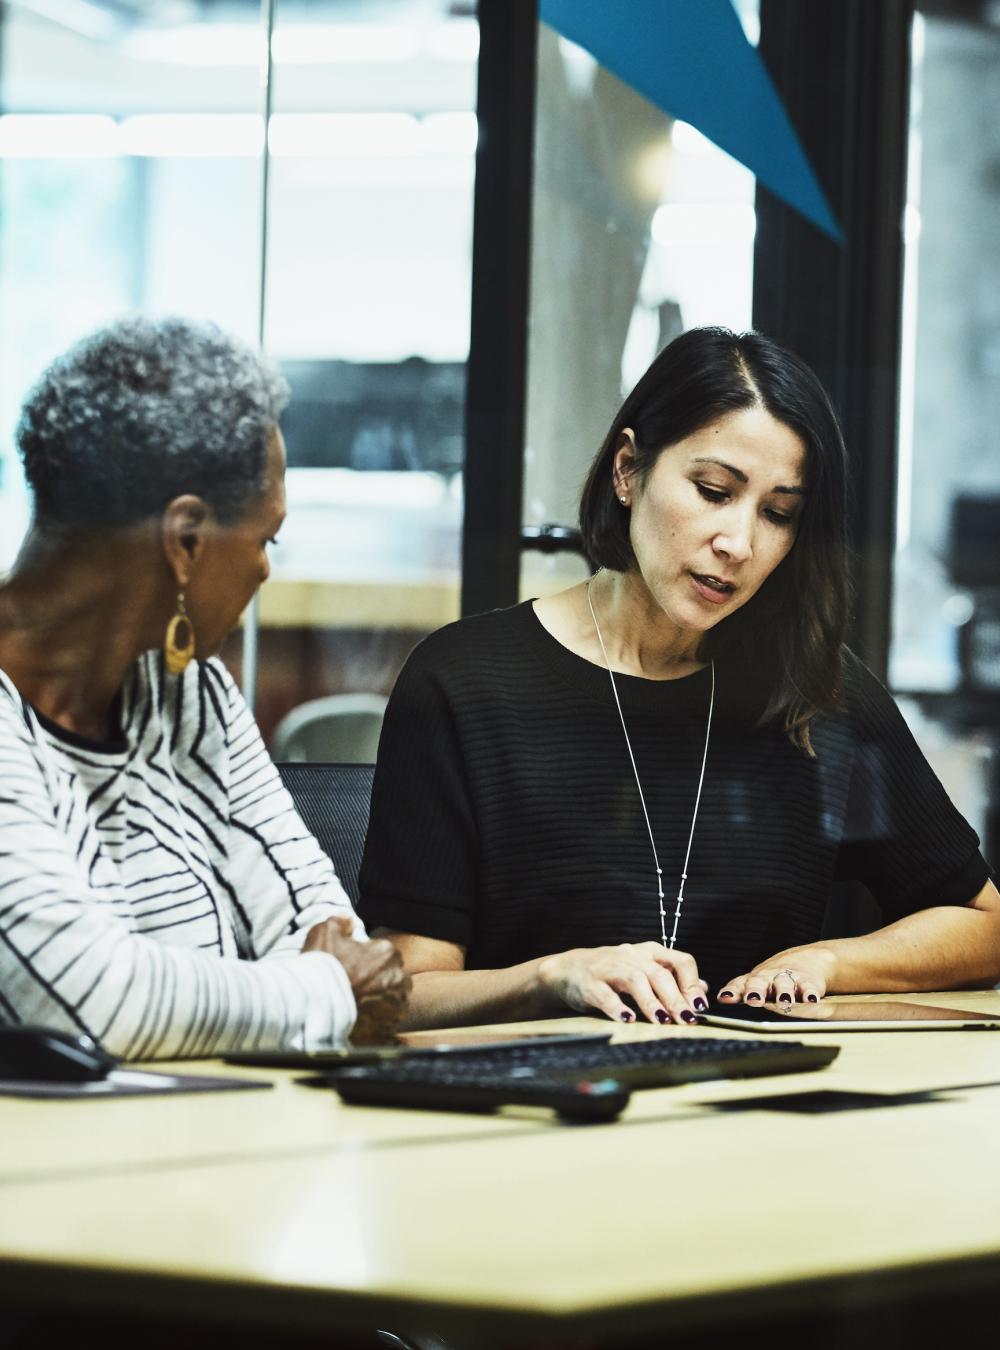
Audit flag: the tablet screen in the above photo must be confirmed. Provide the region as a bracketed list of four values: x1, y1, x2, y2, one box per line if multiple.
[699, 999, 1000, 1031]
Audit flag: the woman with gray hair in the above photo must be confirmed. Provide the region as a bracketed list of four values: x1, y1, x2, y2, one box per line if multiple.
[0, 316, 407, 1058]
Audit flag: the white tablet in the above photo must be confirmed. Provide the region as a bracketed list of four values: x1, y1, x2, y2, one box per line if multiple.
[699, 999, 1000, 1032]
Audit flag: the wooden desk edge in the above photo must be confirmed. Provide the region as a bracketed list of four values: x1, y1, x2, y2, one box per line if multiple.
[4, 1246, 1000, 1340]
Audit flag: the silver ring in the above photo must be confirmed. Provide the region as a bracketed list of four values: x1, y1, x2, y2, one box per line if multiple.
[777, 969, 796, 980]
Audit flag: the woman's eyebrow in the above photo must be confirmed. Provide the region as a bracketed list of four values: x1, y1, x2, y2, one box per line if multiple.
[691, 455, 748, 482]
[691, 456, 805, 496]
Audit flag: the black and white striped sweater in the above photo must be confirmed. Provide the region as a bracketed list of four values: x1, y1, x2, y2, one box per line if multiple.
[0, 654, 359, 1059]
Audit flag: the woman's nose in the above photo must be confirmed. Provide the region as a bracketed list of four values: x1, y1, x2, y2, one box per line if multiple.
[713, 514, 754, 563]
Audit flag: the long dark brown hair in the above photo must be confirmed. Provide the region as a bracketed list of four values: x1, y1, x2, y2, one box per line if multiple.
[579, 326, 850, 753]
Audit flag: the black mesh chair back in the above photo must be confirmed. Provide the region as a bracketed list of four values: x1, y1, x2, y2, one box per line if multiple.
[277, 762, 375, 908]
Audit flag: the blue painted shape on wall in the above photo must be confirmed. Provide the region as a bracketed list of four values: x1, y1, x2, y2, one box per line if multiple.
[538, 0, 842, 243]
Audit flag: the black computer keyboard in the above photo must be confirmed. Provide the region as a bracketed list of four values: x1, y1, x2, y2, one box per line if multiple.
[311, 1035, 839, 1121]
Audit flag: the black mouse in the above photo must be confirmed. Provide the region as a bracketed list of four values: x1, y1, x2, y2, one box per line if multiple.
[0, 1025, 119, 1082]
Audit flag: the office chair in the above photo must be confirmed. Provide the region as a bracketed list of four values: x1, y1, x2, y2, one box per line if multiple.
[946, 493, 1000, 863]
[949, 493, 1000, 696]
[270, 693, 388, 764]
[277, 762, 375, 906]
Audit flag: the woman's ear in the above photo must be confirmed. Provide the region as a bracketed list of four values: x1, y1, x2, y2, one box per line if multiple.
[161, 495, 212, 589]
[612, 428, 639, 502]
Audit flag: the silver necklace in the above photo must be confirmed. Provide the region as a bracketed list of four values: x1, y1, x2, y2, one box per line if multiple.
[587, 574, 715, 949]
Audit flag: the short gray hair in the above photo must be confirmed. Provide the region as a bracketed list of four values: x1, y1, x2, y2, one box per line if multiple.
[17, 316, 290, 530]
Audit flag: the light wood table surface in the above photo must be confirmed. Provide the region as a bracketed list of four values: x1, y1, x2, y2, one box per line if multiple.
[3, 992, 1000, 1343]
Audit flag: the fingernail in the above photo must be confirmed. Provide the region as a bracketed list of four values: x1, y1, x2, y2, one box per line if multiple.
[718, 990, 734, 1000]
[680, 1010, 697, 1024]
[694, 997, 708, 1012]
[779, 992, 792, 1004]
[620, 1010, 634, 1023]
[807, 994, 818, 1003]
[746, 992, 761, 1003]
[655, 1009, 668, 1024]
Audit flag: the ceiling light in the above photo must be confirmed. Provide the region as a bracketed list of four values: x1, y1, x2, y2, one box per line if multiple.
[268, 113, 421, 158]
[420, 112, 478, 156]
[273, 26, 419, 64]
[0, 112, 479, 160]
[0, 113, 119, 157]
[119, 20, 476, 68]
[121, 24, 262, 67]
[120, 114, 263, 157]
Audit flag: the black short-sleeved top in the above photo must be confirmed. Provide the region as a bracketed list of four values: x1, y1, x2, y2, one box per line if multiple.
[358, 602, 990, 993]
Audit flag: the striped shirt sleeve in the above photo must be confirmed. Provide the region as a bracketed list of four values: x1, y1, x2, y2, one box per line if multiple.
[0, 676, 357, 1059]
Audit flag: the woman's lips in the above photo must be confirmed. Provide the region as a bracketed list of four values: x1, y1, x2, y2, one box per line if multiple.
[689, 572, 736, 605]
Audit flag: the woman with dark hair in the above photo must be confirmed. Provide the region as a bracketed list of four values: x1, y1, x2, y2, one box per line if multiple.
[0, 316, 407, 1057]
[359, 326, 1000, 1028]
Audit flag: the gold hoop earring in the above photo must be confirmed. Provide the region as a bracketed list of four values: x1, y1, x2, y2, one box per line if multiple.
[164, 591, 196, 675]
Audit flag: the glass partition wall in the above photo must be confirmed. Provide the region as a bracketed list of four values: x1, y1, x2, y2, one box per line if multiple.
[887, 2, 1000, 862]
[5, 0, 996, 845]
[0, 2, 265, 569]
[249, 0, 476, 749]
[0, 0, 476, 755]
[520, 2, 759, 601]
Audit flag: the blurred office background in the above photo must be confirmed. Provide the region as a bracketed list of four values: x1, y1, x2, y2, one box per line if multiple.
[0, 0, 997, 859]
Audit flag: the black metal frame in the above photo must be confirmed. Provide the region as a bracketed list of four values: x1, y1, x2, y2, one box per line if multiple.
[753, 0, 914, 680]
[460, 0, 539, 617]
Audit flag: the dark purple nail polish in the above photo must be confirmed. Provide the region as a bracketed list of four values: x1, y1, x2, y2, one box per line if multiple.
[620, 1010, 634, 1022]
[718, 990, 734, 1000]
[779, 992, 792, 1003]
[655, 1009, 668, 1024]
[694, 998, 708, 1012]
[807, 994, 818, 1003]
[746, 992, 761, 1003]
[681, 1010, 697, 1024]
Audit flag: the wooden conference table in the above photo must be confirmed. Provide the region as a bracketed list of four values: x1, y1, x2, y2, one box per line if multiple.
[3, 990, 1000, 1347]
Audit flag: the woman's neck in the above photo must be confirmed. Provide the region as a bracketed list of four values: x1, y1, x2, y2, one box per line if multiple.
[533, 571, 705, 682]
[587, 569, 703, 680]
[0, 526, 166, 738]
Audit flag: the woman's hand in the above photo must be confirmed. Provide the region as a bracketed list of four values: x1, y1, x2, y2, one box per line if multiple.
[537, 942, 708, 1025]
[717, 946, 836, 1006]
[303, 917, 411, 1044]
